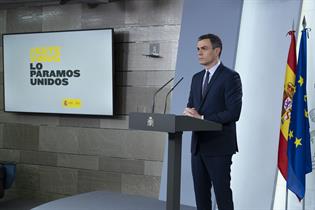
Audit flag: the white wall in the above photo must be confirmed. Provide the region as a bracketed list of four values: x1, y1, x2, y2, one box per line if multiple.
[234, 0, 301, 210]
[274, 1, 315, 210]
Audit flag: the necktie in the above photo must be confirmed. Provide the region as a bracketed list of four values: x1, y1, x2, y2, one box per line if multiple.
[202, 71, 210, 98]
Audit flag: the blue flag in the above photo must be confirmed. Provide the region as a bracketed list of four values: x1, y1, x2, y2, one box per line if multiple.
[287, 28, 312, 200]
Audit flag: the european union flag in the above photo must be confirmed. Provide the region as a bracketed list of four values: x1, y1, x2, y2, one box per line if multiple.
[287, 28, 312, 200]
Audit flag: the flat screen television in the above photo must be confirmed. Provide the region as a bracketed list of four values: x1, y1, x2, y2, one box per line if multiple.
[2, 28, 114, 116]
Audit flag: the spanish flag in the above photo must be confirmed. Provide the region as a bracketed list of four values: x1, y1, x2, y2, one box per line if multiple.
[278, 31, 296, 180]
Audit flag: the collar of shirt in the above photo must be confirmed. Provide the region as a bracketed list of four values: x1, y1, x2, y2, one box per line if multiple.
[203, 60, 221, 83]
[205, 60, 221, 75]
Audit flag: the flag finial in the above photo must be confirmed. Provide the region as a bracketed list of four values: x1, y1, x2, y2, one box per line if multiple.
[302, 16, 307, 29]
[292, 19, 295, 31]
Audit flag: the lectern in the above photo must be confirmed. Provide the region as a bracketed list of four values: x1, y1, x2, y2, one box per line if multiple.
[129, 112, 222, 210]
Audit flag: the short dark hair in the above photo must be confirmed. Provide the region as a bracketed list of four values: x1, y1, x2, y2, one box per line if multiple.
[198, 33, 222, 57]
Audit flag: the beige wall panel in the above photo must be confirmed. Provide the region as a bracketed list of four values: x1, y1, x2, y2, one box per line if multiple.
[0, 113, 59, 126]
[115, 42, 178, 71]
[115, 25, 180, 42]
[120, 130, 166, 161]
[144, 160, 163, 177]
[78, 169, 121, 193]
[116, 86, 172, 114]
[1, 188, 20, 201]
[116, 71, 175, 87]
[59, 117, 100, 128]
[77, 128, 165, 161]
[15, 164, 40, 191]
[3, 123, 39, 150]
[0, 124, 3, 148]
[125, 0, 183, 26]
[122, 174, 160, 198]
[32, 191, 65, 203]
[57, 153, 99, 170]
[0, 47, 3, 72]
[116, 86, 155, 114]
[98, 157, 120, 172]
[0, 148, 20, 162]
[81, 1, 125, 29]
[39, 126, 79, 153]
[118, 158, 144, 174]
[7, 188, 30, 200]
[0, 10, 6, 47]
[6, 7, 42, 33]
[10, 189, 66, 203]
[20, 150, 57, 166]
[0, 70, 3, 83]
[100, 116, 129, 129]
[77, 128, 123, 156]
[0, 86, 3, 111]
[42, 4, 81, 31]
[99, 157, 144, 175]
[10, 189, 64, 202]
[39, 166, 78, 195]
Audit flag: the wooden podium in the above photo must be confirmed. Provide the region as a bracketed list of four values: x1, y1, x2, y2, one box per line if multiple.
[129, 112, 222, 210]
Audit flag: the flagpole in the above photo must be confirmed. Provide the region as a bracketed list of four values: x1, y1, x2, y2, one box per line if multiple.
[302, 16, 306, 30]
[271, 166, 278, 210]
[285, 188, 288, 210]
[284, 23, 294, 210]
[302, 16, 307, 210]
[277, 22, 297, 210]
[301, 17, 306, 210]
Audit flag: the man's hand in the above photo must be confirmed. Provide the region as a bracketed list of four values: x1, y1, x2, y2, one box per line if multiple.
[183, 107, 202, 119]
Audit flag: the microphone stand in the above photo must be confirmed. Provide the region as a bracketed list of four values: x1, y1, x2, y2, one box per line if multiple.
[151, 77, 174, 113]
[164, 77, 184, 114]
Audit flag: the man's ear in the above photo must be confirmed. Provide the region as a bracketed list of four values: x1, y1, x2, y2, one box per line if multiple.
[214, 47, 221, 57]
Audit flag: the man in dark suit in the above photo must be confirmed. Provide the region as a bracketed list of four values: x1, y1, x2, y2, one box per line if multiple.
[183, 34, 242, 210]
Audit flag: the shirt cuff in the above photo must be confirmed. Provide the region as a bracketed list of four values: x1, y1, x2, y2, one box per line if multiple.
[201, 115, 204, 120]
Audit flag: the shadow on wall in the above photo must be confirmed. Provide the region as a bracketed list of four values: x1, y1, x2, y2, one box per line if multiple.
[114, 31, 129, 115]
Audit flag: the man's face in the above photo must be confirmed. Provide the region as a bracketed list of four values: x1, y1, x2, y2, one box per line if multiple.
[197, 39, 220, 68]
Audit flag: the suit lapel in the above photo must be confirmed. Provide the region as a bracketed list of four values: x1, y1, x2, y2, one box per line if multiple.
[198, 64, 224, 110]
[195, 71, 204, 106]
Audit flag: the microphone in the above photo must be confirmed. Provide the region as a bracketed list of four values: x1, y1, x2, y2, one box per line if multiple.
[151, 77, 174, 113]
[164, 77, 184, 114]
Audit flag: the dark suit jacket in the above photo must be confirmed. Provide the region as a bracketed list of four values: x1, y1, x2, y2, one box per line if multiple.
[187, 63, 242, 155]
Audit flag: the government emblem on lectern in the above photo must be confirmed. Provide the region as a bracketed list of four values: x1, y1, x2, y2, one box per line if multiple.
[147, 116, 154, 127]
